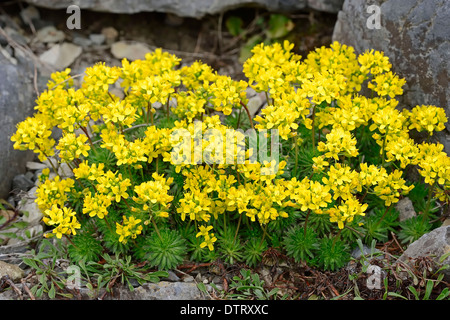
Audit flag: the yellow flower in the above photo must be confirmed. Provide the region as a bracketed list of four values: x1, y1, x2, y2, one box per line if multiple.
[133, 173, 174, 216]
[43, 205, 80, 238]
[368, 71, 406, 98]
[116, 215, 143, 243]
[11, 114, 55, 162]
[200, 233, 217, 251]
[327, 195, 368, 229]
[82, 192, 112, 219]
[374, 170, 413, 206]
[36, 176, 75, 211]
[317, 127, 359, 160]
[407, 105, 447, 136]
[56, 133, 91, 162]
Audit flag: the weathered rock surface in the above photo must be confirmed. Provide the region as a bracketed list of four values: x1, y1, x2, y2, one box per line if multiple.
[332, 0, 450, 153]
[395, 197, 416, 222]
[399, 225, 450, 280]
[0, 51, 38, 200]
[24, 0, 344, 18]
[0, 260, 25, 281]
[39, 42, 82, 70]
[116, 281, 205, 300]
[111, 41, 152, 61]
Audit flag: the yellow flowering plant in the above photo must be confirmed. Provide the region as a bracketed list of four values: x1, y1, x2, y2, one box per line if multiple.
[11, 40, 449, 272]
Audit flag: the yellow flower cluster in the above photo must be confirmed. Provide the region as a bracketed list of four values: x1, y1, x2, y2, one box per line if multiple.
[11, 40, 449, 253]
[116, 215, 143, 243]
[43, 205, 80, 239]
[407, 105, 448, 136]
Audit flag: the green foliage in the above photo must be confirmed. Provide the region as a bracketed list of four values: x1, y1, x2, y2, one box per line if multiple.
[227, 268, 279, 300]
[398, 216, 432, 244]
[85, 254, 168, 292]
[144, 229, 187, 270]
[67, 229, 103, 262]
[22, 239, 72, 299]
[243, 238, 267, 267]
[316, 236, 350, 271]
[283, 226, 319, 263]
[217, 226, 244, 265]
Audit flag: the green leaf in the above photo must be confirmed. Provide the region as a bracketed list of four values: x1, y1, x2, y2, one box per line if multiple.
[0, 216, 6, 225]
[197, 282, 208, 294]
[439, 252, 450, 263]
[423, 280, 434, 300]
[225, 16, 243, 37]
[266, 14, 294, 39]
[48, 282, 56, 299]
[388, 292, 408, 300]
[12, 221, 28, 229]
[23, 258, 39, 270]
[436, 288, 450, 300]
[408, 286, 420, 300]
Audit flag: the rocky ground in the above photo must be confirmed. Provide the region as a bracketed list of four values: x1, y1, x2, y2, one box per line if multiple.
[0, 2, 449, 300]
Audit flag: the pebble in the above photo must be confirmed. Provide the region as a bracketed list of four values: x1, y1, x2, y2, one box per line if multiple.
[89, 33, 105, 45]
[111, 41, 151, 61]
[39, 42, 82, 70]
[35, 26, 65, 43]
[12, 174, 34, 192]
[101, 26, 119, 44]
[395, 197, 417, 222]
[0, 260, 24, 281]
[20, 5, 40, 24]
[26, 161, 48, 171]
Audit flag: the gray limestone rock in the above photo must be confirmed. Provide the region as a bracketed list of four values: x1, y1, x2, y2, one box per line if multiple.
[332, 0, 450, 153]
[24, 0, 344, 18]
[398, 225, 450, 280]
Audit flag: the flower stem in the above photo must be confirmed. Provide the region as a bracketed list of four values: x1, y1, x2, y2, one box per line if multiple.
[423, 180, 437, 221]
[151, 216, 162, 241]
[260, 223, 269, 247]
[304, 209, 311, 238]
[235, 107, 242, 129]
[239, 100, 254, 129]
[233, 213, 242, 244]
[374, 203, 393, 228]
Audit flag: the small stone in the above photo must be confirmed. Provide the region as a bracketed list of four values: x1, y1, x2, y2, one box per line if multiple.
[24, 171, 35, 182]
[57, 162, 74, 178]
[39, 42, 82, 70]
[101, 26, 119, 44]
[246, 95, 263, 118]
[18, 187, 42, 226]
[20, 5, 40, 24]
[12, 174, 34, 192]
[165, 270, 180, 282]
[194, 272, 202, 282]
[396, 197, 417, 222]
[26, 161, 48, 171]
[351, 244, 381, 260]
[0, 261, 24, 281]
[89, 33, 105, 45]
[111, 41, 151, 61]
[182, 275, 194, 283]
[72, 35, 92, 47]
[35, 26, 65, 43]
